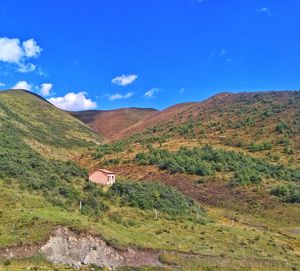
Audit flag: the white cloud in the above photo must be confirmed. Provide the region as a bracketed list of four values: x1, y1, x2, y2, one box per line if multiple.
[48, 92, 97, 111]
[12, 80, 32, 91]
[112, 74, 138, 86]
[144, 88, 159, 99]
[0, 37, 42, 73]
[22, 39, 42, 58]
[0, 82, 5, 87]
[258, 7, 272, 17]
[0, 37, 23, 63]
[108, 92, 133, 101]
[11, 81, 54, 96]
[39, 83, 53, 96]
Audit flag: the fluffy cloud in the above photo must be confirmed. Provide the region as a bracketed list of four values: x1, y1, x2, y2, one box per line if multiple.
[39, 83, 53, 96]
[48, 92, 97, 111]
[12, 81, 53, 96]
[144, 88, 159, 99]
[0, 37, 23, 63]
[0, 82, 6, 87]
[22, 39, 42, 58]
[112, 74, 138, 86]
[0, 37, 42, 73]
[12, 80, 32, 91]
[108, 92, 133, 101]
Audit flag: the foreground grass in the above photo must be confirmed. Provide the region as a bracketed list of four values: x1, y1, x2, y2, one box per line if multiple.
[0, 254, 76, 271]
[0, 180, 299, 270]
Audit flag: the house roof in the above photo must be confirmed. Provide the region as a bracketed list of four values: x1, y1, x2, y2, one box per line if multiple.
[97, 169, 115, 174]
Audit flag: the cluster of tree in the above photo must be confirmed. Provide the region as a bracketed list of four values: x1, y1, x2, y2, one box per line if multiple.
[109, 180, 206, 222]
[271, 184, 300, 203]
[135, 145, 300, 185]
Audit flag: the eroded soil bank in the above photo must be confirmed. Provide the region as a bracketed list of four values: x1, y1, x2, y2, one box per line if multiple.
[40, 227, 161, 269]
[0, 227, 162, 269]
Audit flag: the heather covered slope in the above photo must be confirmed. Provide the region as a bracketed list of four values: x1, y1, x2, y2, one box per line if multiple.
[105, 91, 300, 166]
[115, 102, 196, 139]
[0, 89, 103, 159]
[70, 107, 157, 140]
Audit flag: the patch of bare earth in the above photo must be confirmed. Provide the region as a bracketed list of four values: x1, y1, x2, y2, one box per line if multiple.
[40, 227, 162, 269]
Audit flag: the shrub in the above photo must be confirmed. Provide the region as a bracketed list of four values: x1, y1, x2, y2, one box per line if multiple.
[93, 141, 125, 159]
[135, 145, 300, 184]
[276, 120, 290, 134]
[271, 185, 300, 203]
[249, 142, 272, 152]
[109, 181, 206, 220]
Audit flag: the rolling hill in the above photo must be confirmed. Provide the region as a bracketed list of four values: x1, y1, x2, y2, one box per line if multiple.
[70, 107, 157, 140]
[115, 91, 300, 152]
[93, 91, 299, 166]
[1, 89, 300, 270]
[0, 89, 103, 159]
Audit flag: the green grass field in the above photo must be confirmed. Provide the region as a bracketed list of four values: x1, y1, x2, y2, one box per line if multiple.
[1, 179, 299, 270]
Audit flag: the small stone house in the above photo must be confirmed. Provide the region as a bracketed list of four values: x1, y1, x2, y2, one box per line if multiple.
[89, 169, 116, 186]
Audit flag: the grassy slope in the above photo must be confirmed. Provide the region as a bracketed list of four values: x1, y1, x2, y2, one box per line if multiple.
[0, 89, 103, 159]
[0, 180, 299, 271]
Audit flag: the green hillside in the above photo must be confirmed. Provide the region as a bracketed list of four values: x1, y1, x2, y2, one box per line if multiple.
[0, 89, 102, 159]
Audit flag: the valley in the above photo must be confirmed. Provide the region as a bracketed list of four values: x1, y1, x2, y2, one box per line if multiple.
[0, 89, 299, 270]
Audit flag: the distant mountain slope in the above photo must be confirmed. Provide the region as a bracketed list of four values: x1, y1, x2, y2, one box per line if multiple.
[114, 102, 196, 139]
[115, 91, 300, 147]
[88, 91, 300, 169]
[70, 107, 157, 140]
[0, 89, 102, 159]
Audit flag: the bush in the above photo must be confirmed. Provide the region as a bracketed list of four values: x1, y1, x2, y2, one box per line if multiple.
[249, 142, 272, 152]
[271, 185, 300, 203]
[93, 141, 125, 159]
[231, 170, 262, 186]
[276, 120, 290, 134]
[109, 181, 206, 219]
[135, 145, 300, 184]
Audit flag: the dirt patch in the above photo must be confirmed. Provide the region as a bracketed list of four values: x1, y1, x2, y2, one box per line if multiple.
[40, 227, 162, 269]
[0, 227, 162, 269]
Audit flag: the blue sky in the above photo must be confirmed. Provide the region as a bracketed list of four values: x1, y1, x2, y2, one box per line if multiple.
[0, 0, 299, 110]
